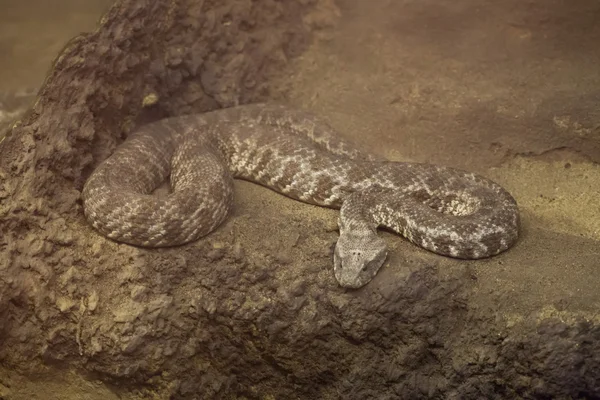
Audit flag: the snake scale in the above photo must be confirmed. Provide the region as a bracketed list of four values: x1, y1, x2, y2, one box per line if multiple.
[82, 104, 520, 288]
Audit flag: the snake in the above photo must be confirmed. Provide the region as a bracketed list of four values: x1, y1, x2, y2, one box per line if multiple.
[82, 103, 520, 289]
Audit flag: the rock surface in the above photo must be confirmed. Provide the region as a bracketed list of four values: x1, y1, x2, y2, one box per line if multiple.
[1, 0, 600, 399]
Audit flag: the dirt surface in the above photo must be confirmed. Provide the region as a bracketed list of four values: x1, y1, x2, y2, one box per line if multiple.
[1, 0, 600, 399]
[0, 1, 113, 131]
[283, 0, 600, 317]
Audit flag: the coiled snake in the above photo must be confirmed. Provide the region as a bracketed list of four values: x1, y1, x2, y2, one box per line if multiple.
[82, 104, 520, 288]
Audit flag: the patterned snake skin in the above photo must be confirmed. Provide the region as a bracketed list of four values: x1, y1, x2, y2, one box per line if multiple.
[82, 104, 520, 288]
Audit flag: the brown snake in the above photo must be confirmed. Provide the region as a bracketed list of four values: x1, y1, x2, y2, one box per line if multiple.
[82, 104, 520, 288]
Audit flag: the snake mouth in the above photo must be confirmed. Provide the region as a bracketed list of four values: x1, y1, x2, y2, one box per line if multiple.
[333, 255, 370, 290]
[333, 246, 358, 288]
[333, 246, 343, 272]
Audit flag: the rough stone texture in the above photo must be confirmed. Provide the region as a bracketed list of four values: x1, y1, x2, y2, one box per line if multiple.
[0, 0, 346, 398]
[1, 0, 600, 399]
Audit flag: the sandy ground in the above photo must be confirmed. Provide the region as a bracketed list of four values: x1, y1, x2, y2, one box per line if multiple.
[281, 0, 600, 319]
[0, 0, 114, 129]
[1, 0, 600, 397]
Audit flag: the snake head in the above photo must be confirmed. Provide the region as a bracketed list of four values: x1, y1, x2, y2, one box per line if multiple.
[333, 228, 388, 289]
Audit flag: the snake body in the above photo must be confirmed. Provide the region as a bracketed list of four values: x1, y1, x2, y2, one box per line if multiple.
[82, 104, 520, 288]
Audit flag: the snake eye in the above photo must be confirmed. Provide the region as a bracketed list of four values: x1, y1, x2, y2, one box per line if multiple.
[362, 261, 372, 272]
[362, 260, 379, 273]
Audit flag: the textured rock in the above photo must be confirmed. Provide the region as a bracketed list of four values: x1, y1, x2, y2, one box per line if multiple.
[1, 0, 599, 399]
